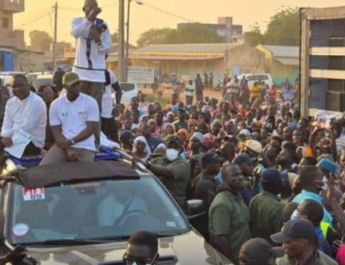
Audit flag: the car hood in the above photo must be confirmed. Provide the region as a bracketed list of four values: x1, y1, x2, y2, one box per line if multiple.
[27, 231, 233, 265]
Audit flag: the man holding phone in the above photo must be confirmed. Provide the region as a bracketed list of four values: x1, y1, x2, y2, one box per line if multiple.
[71, 0, 112, 148]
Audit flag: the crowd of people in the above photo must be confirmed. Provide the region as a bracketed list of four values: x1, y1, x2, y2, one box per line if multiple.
[2, 0, 345, 265]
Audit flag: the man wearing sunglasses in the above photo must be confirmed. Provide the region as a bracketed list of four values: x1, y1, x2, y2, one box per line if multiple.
[123, 231, 159, 265]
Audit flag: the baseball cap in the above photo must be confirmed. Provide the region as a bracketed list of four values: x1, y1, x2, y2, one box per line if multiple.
[202, 152, 220, 165]
[233, 153, 257, 165]
[245, 140, 262, 154]
[63, 72, 80, 86]
[239, 238, 284, 265]
[271, 218, 318, 244]
[262, 167, 281, 184]
[239, 129, 251, 136]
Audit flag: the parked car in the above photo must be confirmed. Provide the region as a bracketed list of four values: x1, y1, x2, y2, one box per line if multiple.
[0, 158, 233, 265]
[237, 73, 274, 89]
[116, 82, 138, 105]
[26, 72, 52, 86]
[34, 74, 54, 90]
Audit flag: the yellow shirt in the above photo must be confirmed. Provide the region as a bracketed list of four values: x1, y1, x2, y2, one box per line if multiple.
[251, 85, 260, 98]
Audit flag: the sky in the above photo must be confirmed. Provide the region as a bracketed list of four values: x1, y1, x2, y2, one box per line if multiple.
[13, 0, 345, 47]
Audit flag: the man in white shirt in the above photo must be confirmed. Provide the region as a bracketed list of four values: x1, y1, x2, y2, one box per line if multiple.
[39, 72, 99, 165]
[71, 0, 112, 147]
[1, 75, 47, 157]
[101, 67, 121, 142]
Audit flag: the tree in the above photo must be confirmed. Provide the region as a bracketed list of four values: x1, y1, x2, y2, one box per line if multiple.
[244, 23, 264, 47]
[264, 7, 300, 46]
[137, 28, 175, 47]
[111, 32, 119, 43]
[165, 23, 222, 44]
[29, 30, 53, 52]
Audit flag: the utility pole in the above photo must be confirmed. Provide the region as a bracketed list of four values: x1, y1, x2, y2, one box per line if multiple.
[125, 0, 131, 82]
[52, 2, 58, 72]
[118, 0, 126, 82]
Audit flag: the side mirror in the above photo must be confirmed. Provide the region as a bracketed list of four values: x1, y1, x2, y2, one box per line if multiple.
[186, 199, 206, 220]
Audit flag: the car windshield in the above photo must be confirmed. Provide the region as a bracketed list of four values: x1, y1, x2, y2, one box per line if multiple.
[7, 177, 189, 245]
[35, 78, 52, 89]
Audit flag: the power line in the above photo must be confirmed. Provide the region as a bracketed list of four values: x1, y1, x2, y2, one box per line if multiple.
[15, 8, 50, 24]
[139, 1, 197, 23]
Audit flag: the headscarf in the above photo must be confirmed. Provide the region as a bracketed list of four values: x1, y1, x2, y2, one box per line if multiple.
[148, 118, 160, 138]
[177, 129, 190, 141]
[162, 123, 176, 135]
[132, 136, 151, 162]
[191, 132, 206, 144]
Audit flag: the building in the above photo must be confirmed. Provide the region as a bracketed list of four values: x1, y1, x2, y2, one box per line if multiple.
[13, 49, 45, 72]
[128, 43, 264, 83]
[256, 44, 299, 85]
[178, 17, 243, 43]
[0, 0, 25, 71]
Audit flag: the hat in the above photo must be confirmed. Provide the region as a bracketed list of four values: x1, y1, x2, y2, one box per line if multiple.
[239, 129, 251, 136]
[271, 218, 318, 244]
[233, 153, 257, 165]
[239, 238, 284, 265]
[63, 72, 80, 86]
[262, 168, 281, 184]
[191, 132, 205, 144]
[167, 136, 182, 146]
[245, 140, 262, 154]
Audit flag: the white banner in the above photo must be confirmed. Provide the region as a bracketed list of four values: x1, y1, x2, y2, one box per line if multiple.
[128, 67, 154, 84]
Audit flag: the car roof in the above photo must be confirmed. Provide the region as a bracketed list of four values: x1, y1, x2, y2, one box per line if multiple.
[17, 161, 140, 189]
[36, 74, 53, 79]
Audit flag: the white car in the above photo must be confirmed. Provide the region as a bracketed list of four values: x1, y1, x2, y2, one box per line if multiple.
[237, 73, 274, 89]
[26, 72, 52, 86]
[112, 82, 138, 105]
[34, 74, 54, 90]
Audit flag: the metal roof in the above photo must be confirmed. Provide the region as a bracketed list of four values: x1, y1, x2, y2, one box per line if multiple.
[130, 55, 223, 61]
[262, 45, 299, 58]
[275, 57, 299, 66]
[134, 43, 240, 54]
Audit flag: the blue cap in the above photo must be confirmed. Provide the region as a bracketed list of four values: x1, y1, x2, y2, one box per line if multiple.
[262, 167, 281, 183]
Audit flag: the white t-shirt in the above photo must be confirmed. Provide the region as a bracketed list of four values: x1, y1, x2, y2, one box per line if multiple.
[49, 93, 100, 151]
[101, 70, 117, 118]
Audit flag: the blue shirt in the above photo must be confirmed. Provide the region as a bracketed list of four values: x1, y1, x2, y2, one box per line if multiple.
[292, 190, 333, 223]
[315, 226, 332, 256]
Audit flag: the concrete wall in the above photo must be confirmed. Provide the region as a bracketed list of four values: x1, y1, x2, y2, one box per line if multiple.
[14, 50, 45, 72]
[226, 44, 265, 75]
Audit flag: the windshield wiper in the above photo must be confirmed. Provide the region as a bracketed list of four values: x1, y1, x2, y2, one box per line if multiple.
[19, 239, 106, 246]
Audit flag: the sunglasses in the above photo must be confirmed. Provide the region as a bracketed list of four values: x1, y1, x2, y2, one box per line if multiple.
[123, 252, 158, 265]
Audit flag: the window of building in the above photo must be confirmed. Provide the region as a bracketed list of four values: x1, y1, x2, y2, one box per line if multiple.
[1, 18, 9, 29]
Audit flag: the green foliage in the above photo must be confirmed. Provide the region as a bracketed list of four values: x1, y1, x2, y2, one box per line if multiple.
[265, 7, 300, 46]
[244, 23, 264, 47]
[29, 30, 53, 51]
[137, 24, 222, 47]
[137, 28, 174, 47]
[244, 6, 300, 46]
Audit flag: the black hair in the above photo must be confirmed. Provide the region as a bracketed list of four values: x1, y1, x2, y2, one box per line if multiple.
[12, 74, 29, 84]
[298, 200, 323, 227]
[37, 85, 50, 94]
[299, 166, 320, 189]
[302, 156, 317, 166]
[127, 231, 158, 255]
[282, 142, 298, 163]
[282, 202, 298, 223]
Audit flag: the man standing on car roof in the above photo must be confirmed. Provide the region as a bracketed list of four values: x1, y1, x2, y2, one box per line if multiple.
[39, 72, 99, 165]
[137, 136, 190, 210]
[71, 0, 112, 149]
